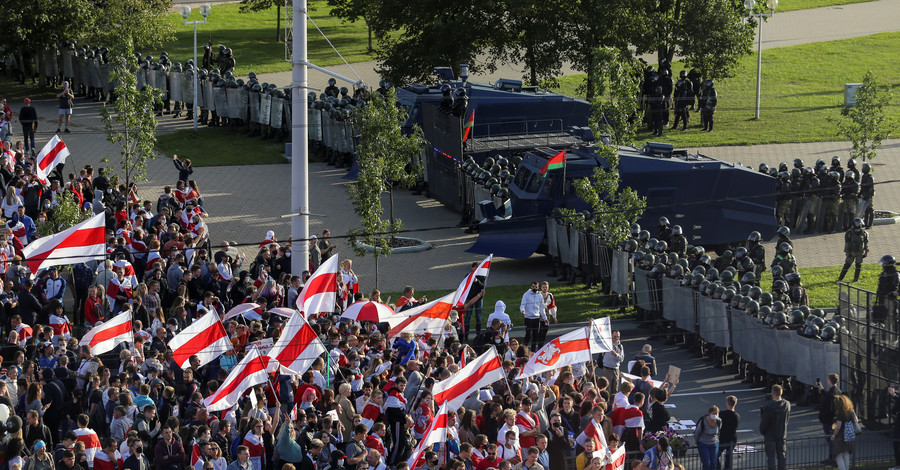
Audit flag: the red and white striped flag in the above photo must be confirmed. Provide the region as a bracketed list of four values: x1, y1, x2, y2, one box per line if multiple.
[113, 259, 139, 286]
[253, 270, 269, 290]
[169, 310, 231, 368]
[384, 291, 455, 338]
[106, 276, 133, 313]
[267, 312, 326, 376]
[295, 255, 339, 317]
[80, 312, 133, 355]
[610, 404, 644, 438]
[406, 401, 451, 468]
[74, 427, 101, 467]
[21, 213, 105, 273]
[432, 348, 504, 410]
[606, 446, 627, 470]
[360, 400, 383, 431]
[204, 348, 277, 412]
[516, 326, 600, 379]
[50, 313, 72, 342]
[35, 135, 70, 185]
[576, 417, 609, 453]
[451, 255, 492, 307]
[93, 450, 122, 470]
[190, 443, 204, 470]
[14, 323, 32, 348]
[145, 249, 162, 274]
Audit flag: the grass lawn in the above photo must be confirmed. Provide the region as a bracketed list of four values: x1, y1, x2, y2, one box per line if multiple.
[553, 32, 900, 147]
[0, 75, 60, 102]
[155, 127, 289, 166]
[383, 263, 876, 328]
[776, 0, 876, 11]
[162, 1, 375, 76]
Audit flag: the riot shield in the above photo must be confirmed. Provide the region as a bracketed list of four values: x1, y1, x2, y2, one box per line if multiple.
[155, 68, 168, 99]
[169, 71, 184, 102]
[259, 93, 272, 126]
[610, 251, 631, 295]
[201, 80, 214, 111]
[283, 97, 291, 128]
[213, 86, 227, 115]
[271, 96, 283, 129]
[225, 88, 239, 118]
[146, 68, 157, 89]
[855, 198, 871, 219]
[699, 297, 730, 347]
[99, 64, 111, 93]
[136, 68, 146, 90]
[556, 223, 569, 265]
[182, 74, 194, 104]
[546, 219, 558, 257]
[74, 56, 86, 89]
[62, 50, 74, 77]
[44, 49, 59, 79]
[249, 91, 260, 122]
[568, 226, 580, 268]
[238, 87, 249, 120]
[88, 59, 101, 89]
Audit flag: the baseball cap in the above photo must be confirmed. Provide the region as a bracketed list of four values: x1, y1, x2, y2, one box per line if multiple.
[23, 98, 30, 103]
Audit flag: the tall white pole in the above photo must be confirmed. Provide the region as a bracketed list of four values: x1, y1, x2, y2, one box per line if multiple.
[291, 0, 310, 274]
[193, 22, 199, 133]
[755, 19, 762, 120]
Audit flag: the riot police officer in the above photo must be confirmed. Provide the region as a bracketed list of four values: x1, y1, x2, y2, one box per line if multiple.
[838, 218, 869, 283]
[670, 225, 687, 257]
[438, 84, 454, 113]
[649, 85, 666, 136]
[846, 158, 860, 182]
[840, 171, 859, 230]
[875, 255, 899, 324]
[452, 88, 468, 117]
[859, 163, 875, 228]
[688, 68, 702, 110]
[701, 80, 717, 132]
[822, 171, 842, 233]
[772, 242, 797, 274]
[325, 78, 339, 98]
[714, 250, 735, 272]
[802, 169, 821, 234]
[657, 217, 672, 244]
[830, 155, 845, 183]
[671, 79, 691, 130]
[776, 226, 792, 249]
[789, 168, 804, 230]
[776, 171, 792, 227]
[202, 43, 213, 70]
[759, 163, 769, 174]
[747, 231, 766, 279]
[786, 272, 808, 306]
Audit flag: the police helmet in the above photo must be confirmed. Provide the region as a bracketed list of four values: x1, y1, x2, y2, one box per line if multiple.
[440, 84, 451, 94]
[655, 241, 668, 253]
[759, 292, 773, 306]
[652, 263, 667, 276]
[747, 231, 761, 242]
[773, 312, 788, 327]
[791, 168, 801, 179]
[740, 284, 752, 296]
[759, 163, 769, 173]
[721, 270, 733, 283]
[768, 167, 778, 177]
[748, 286, 762, 300]
[758, 305, 772, 322]
[811, 309, 826, 319]
[669, 264, 684, 279]
[677, 258, 690, 270]
[845, 170, 855, 181]
[741, 272, 756, 284]
[224, 48, 232, 56]
[777, 226, 790, 238]
[793, 158, 804, 169]
[490, 164, 502, 175]
[218, 44, 226, 53]
[773, 280, 787, 292]
[771, 265, 783, 278]
[723, 289, 736, 303]
[847, 158, 857, 169]
[789, 310, 805, 326]
[251, 84, 262, 92]
[490, 183, 501, 196]
[821, 326, 836, 341]
[328, 78, 337, 86]
[798, 305, 811, 318]
[706, 268, 719, 281]
[853, 218, 863, 229]
[454, 87, 467, 97]
[497, 187, 510, 199]
[803, 324, 821, 338]
[667, 252, 679, 265]
[658, 217, 670, 228]
[862, 163, 871, 174]
[771, 301, 785, 313]
[731, 294, 744, 308]
[745, 300, 759, 316]
[699, 254, 711, 265]
[631, 223, 641, 237]
[832, 155, 841, 166]
[705, 79, 714, 88]
[647, 238, 659, 250]
[779, 242, 792, 254]
[639, 230, 650, 243]
[785, 272, 801, 286]
[692, 265, 706, 277]
[340, 87, 349, 95]
[880, 255, 896, 267]
[496, 157, 509, 168]
[483, 156, 496, 168]
[691, 274, 704, 288]
[778, 162, 788, 172]
[735, 247, 747, 260]
[672, 225, 682, 236]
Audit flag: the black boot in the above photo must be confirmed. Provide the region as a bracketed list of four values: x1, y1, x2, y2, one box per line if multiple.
[852, 265, 861, 282]
[838, 263, 850, 282]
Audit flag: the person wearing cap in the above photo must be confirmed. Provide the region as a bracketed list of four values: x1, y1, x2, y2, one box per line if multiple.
[637, 435, 674, 470]
[27, 439, 54, 470]
[56, 81, 74, 134]
[18, 98, 37, 155]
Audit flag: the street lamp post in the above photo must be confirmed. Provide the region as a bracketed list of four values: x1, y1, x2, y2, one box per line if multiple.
[745, 0, 778, 120]
[180, 4, 211, 134]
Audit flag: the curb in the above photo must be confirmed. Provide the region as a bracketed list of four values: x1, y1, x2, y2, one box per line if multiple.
[354, 237, 432, 254]
[873, 215, 899, 226]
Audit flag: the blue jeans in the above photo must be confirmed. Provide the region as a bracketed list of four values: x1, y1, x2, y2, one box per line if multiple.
[464, 298, 483, 340]
[698, 442, 719, 470]
[717, 442, 735, 470]
[765, 439, 786, 470]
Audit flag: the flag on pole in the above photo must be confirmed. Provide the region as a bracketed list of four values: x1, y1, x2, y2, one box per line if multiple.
[21, 213, 105, 273]
[168, 310, 230, 368]
[576, 417, 609, 453]
[384, 291, 455, 338]
[80, 312, 133, 355]
[190, 444, 204, 470]
[295, 255, 339, 317]
[462, 109, 475, 142]
[450, 255, 491, 307]
[406, 401, 451, 468]
[35, 135, 70, 184]
[267, 312, 327, 376]
[204, 348, 277, 412]
[432, 348, 504, 410]
[516, 326, 600, 379]
[539, 150, 566, 175]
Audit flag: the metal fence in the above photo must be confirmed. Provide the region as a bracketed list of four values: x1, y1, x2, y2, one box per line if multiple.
[838, 283, 900, 429]
[625, 433, 894, 469]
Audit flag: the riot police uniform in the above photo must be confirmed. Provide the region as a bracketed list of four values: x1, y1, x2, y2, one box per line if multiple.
[786, 272, 808, 306]
[747, 231, 766, 279]
[771, 242, 797, 274]
[701, 80, 717, 132]
[802, 170, 821, 234]
[776, 172, 792, 227]
[859, 163, 875, 228]
[838, 219, 869, 282]
[875, 255, 899, 324]
[672, 80, 691, 130]
[325, 78, 339, 98]
[840, 171, 859, 230]
[656, 217, 672, 244]
[660, 69, 673, 125]
[688, 69, 702, 110]
[822, 171, 842, 233]
[438, 84, 454, 113]
[670, 225, 687, 257]
[649, 85, 666, 136]
[830, 156, 845, 183]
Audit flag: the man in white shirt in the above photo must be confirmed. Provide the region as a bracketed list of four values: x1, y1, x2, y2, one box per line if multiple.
[519, 282, 546, 351]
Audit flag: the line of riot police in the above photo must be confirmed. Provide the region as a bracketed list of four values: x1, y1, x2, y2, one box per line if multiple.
[764, 155, 875, 235]
[640, 61, 718, 136]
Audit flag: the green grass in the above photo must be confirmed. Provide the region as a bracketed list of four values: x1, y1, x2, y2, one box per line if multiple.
[776, 0, 876, 11]
[155, 127, 289, 166]
[0, 75, 60, 102]
[162, 1, 375, 76]
[759, 264, 881, 308]
[554, 32, 900, 147]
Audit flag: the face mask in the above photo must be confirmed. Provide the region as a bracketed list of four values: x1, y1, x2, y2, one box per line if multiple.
[38, 217, 46, 222]
[134, 446, 143, 454]
[285, 252, 291, 258]
[531, 287, 538, 293]
[494, 338, 501, 344]
[710, 414, 718, 420]
[337, 461, 344, 467]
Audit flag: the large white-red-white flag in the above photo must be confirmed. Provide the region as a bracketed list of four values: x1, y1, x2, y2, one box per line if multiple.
[432, 347, 504, 410]
[74, 427, 101, 467]
[450, 255, 492, 307]
[606, 446, 627, 470]
[385, 291, 455, 338]
[80, 311, 133, 355]
[169, 310, 231, 368]
[267, 312, 326, 376]
[205, 348, 278, 411]
[35, 135, 70, 184]
[296, 255, 339, 317]
[406, 401, 451, 468]
[50, 313, 72, 342]
[576, 417, 609, 453]
[517, 326, 601, 379]
[21, 213, 105, 273]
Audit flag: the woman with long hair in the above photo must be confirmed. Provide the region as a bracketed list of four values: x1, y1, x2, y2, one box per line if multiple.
[831, 395, 859, 470]
[25, 382, 47, 418]
[2, 183, 23, 218]
[459, 409, 479, 445]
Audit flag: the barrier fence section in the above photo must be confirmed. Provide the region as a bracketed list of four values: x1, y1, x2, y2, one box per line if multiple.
[839, 283, 900, 428]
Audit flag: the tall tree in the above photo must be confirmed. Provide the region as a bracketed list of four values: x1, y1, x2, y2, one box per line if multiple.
[588, 47, 643, 146]
[346, 91, 425, 285]
[0, 0, 92, 80]
[490, 0, 568, 87]
[674, 0, 755, 80]
[238, 0, 285, 41]
[100, 41, 162, 188]
[328, 0, 378, 52]
[832, 71, 896, 162]
[86, 0, 175, 52]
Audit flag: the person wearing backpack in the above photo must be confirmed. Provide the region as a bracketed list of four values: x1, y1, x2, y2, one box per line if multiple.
[693, 406, 722, 470]
[830, 395, 859, 470]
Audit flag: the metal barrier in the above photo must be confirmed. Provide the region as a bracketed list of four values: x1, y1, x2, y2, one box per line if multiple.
[838, 283, 900, 429]
[625, 433, 893, 470]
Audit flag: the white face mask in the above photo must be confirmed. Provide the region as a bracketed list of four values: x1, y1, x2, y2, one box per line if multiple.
[710, 414, 718, 420]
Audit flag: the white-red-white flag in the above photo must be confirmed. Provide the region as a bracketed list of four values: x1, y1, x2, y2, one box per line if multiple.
[606, 446, 627, 470]
[360, 400, 382, 432]
[610, 404, 645, 437]
[267, 312, 326, 376]
[93, 449, 122, 470]
[50, 313, 72, 342]
[21, 213, 105, 273]
[432, 348, 504, 410]
[74, 427, 101, 467]
[35, 135, 70, 185]
[204, 348, 277, 412]
[406, 401, 451, 469]
[296, 255, 339, 317]
[516, 326, 600, 379]
[169, 310, 230, 368]
[451, 255, 492, 307]
[80, 312, 133, 355]
[576, 417, 609, 453]
[384, 291, 455, 338]
[190, 443, 204, 470]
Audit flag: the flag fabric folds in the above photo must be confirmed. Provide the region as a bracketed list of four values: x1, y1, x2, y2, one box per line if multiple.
[450, 254, 492, 307]
[432, 348, 503, 410]
[168, 310, 230, 368]
[35, 135, 70, 184]
[539, 150, 566, 175]
[80, 312, 133, 355]
[296, 255, 339, 317]
[204, 348, 277, 412]
[406, 401, 451, 468]
[267, 312, 326, 376]
[21, 213, 105, 273]
[384, 292, 455, 338]
[517, 326, 600, 379]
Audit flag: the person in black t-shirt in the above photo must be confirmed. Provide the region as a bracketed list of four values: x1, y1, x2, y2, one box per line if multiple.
[718, 395, 741, 470]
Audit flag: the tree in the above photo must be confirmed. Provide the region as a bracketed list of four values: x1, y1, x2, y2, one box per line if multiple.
[239, 0, 285, 41]
[101, 41, 162, 188]
[0, 0, 92, 81]
[328, 0, 378, 52]
[674, 0, 755, 81]
[346, 91, 425, 285]
[489, 0, 568, 87]
[85, 0, 175, 53]
[37, 192, 91, 238]
[832, 71, 896, 162]
[587, 47, 643, 146]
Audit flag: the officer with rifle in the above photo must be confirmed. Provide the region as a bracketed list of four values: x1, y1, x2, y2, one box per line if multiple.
[838, 218, 868, 283]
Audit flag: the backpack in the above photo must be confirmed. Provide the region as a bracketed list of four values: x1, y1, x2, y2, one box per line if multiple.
[843, 415, 858, 442]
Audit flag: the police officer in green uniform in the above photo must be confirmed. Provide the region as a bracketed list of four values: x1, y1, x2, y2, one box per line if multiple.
[776, 172, 792, 227]
[772, 242, 797, 275]
[859, 163, 875, 229]
[822, 171, 842, 233]
[838, 218, 868, 283]
[839, 171, 859, 231]
[875, 255, 899, 325]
